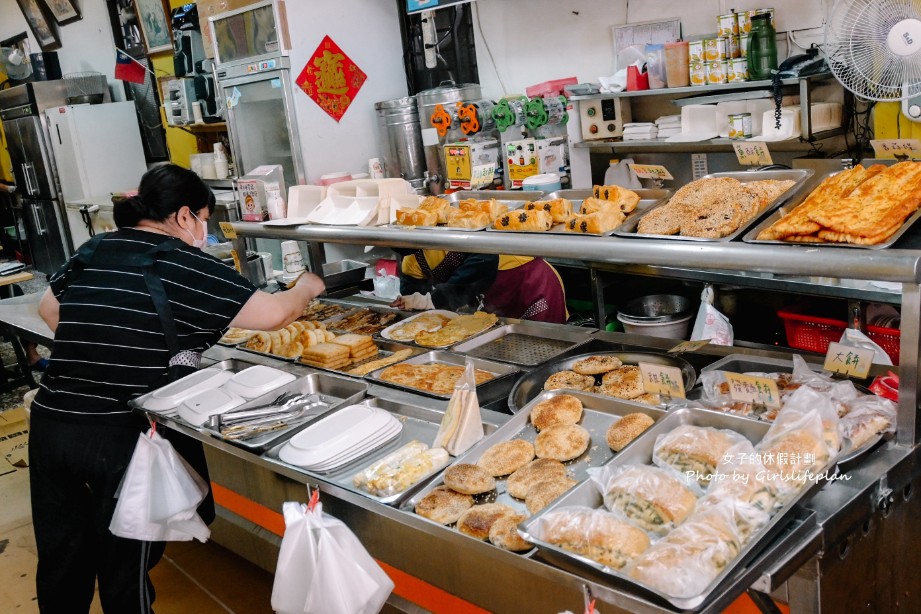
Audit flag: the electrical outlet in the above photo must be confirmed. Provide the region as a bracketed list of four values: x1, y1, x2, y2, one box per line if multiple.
[692, 153, 708, 180]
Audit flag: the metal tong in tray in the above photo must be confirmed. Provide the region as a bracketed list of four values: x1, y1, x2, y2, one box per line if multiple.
[208, 391, 329, 440]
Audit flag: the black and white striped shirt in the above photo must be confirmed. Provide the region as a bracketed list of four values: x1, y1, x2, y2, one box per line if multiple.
[32, 229, 257, 423]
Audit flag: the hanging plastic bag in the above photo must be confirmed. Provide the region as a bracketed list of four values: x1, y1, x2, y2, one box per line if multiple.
[109, 428, 211, 543]
[838, 327, 893, 366]
[272, 498, 394, 614]
[691, 285, 733, 346]
[433, 358, 484, 456]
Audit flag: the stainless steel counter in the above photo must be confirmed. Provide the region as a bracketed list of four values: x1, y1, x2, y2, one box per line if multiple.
[0, 292, 53, 347]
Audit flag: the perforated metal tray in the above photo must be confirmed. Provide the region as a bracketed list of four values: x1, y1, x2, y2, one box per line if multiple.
[450, 323, 594, 366]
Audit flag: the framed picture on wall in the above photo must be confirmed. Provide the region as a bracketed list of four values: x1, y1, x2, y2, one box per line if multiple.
[43, 0, 82, 26]
[15, 0, 60, 50]
[133, 0, 172, 54]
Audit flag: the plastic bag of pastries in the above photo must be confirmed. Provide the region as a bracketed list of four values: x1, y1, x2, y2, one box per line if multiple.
[838, 394, 896, 450]
[628, 502, 746, 599]
[589, 464, 697, 535]
[530, 505, 650, 570]
[697, 439, 781, 516]
[652, 424, 749, 489]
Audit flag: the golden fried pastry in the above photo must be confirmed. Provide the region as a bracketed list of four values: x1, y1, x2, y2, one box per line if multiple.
[606, 413, 655, 452]
[565, 209, 625, 234]
[493, 209, 553, 231]
[445, 209, 490, 228]
[543, 370, 596, 392]
[443, 463, 496, 495]
[524, 198, 574, 224]
[458, 198, 509, 220]
[414, 486, 474, 525]
[592, 185, 641, 213]
[488, 513, 532, 552]
[476, 439, 535, 477]
[419, 196, 452, 223]
[507, 458, 569, 499]
[456, 503, 516, 540]
[534, 424, 590, 461]
[572, 355, 623, 375]
[529, 394, 584, 432]
[599, 366, 645, 400]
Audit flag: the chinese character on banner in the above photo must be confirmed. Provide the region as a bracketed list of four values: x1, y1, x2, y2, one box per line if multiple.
[296, 35, 367, 122]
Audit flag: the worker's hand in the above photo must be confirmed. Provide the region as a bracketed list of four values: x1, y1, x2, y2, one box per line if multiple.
[392, 292, 434, 311]
[293, 271, 325, 297]
[0, 184, 15, 194]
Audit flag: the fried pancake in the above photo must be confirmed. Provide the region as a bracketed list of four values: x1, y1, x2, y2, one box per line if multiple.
[599, 366, 645, 399]
[572, 355, 623, 375]
[414, 486, 474, 525]
[488, 513, 532, 552]
[534, 424, 591, 461]
[680, 200, 744, 238]
[606, 413, 655, 452]
[220, 327, 257, 344]
[456, 503, 516, 540]
[637, 203, 685, 235]
[477, 439, 535, 477]
[530, 394, 583, 432]
[415, 312, 498, 347]
[525, 477, 578, 513]
[347, 349, 414, 376]
[506, 458, 569, 499]
[670, 177, 741, 206]
[443, 463, 496, 495]
[544, 370, 596, 392]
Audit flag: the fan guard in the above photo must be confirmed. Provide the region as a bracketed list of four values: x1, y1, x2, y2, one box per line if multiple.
[825, 0, 921, 100]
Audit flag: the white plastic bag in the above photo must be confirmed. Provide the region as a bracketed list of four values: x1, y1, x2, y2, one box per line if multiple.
[109, 428, 210, 543]
[691, 286, 733, 346]
[838, 327, 893, 366]
[272, 500, 394, 614]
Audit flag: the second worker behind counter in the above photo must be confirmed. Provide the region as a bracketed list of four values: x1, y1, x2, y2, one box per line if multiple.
[393, 249, 567, 323]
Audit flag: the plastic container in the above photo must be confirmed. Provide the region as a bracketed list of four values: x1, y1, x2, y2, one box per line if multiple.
[178, 388, 246, 426]
[224, 365, 296, 399]
[318, 172, 352, 187]
[867, 325, 901, 365]
[522, 173, 562, 192]
[776, 305, 847, 354]
[616, 313, 693, 339]
[664, 41, 690, 88]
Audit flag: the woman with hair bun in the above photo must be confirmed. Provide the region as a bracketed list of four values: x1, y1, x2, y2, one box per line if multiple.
[29, 164, 324, 612]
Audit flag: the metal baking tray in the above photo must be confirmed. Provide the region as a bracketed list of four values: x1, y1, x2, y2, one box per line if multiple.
[322, 259, 369, 289]
[379, 309, 457, 344]
[394, 313, 501, 350]
[299, 299, 357, 323]
[542, 189, 672, 236]
[201, 372, 368, 453]
[388, 191, 544, 232]
[613, 169, 814, 242]
[401, 390, 666, 552]
[264, 397, 499, 506]
[236, 342, 299, 364]
[507, 351, 697, 413]
[323, 305, 405, 335]
[742, 189, 921, 249]
[701, 354, 821, 375]
[129, 358, 259, 418]
[365, 350, 520, 403]
[450, 323, 594, 367]
[519, 406, 837, 611]
[297, 339, 424, 377]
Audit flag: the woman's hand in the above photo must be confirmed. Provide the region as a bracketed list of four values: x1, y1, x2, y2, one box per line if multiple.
[393, 292, 435, 311]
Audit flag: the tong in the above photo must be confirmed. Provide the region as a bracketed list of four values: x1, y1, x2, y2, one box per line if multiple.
[208, 391, 326, 439]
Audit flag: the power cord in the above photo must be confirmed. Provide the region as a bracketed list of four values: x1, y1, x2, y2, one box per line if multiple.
[473, 4, 508, 95]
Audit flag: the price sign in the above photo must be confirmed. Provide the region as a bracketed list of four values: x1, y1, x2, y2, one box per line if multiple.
[823, 342, 874, 379]
[471, 163, 496, 189]
[869, 139, 921, 159]
[219, 222, 237, 239]
[732, 141, 773, 166]
[723, 372, 782, 409]
[628, 164, 674, 180]
[229, 249, 242, 273]
[638, 362, 686, 398]
[668, 339, 710, 354]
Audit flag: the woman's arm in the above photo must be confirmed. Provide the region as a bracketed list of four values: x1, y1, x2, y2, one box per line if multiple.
[38, 288, 60, 332]
[230, 272, 325, 330]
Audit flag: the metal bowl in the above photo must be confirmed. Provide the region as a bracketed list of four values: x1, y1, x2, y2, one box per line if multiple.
[617, 294, 693, 323]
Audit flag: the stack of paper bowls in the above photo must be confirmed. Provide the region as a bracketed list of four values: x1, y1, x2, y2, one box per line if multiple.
[278, 404, 402, 471]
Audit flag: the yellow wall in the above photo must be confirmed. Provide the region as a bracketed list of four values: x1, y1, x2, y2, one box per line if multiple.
[872, 102, 921, 157]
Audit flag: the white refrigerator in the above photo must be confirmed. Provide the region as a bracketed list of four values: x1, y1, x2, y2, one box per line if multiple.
[45, 102, 147, 246]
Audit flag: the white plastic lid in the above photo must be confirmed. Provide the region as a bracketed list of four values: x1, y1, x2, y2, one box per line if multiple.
[142, 368, 233, 411]
[177, 388, 246, 426]
[281, 405, 400, 466]
[521, 173, 561, 186]
[224, 365, 296, 399]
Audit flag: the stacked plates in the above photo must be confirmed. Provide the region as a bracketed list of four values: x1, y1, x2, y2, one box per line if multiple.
[141, 367, 234, 415]
[278, 404, 402, 472]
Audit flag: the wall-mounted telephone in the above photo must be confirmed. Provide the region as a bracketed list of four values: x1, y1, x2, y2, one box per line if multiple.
[776, 48, 827, 78]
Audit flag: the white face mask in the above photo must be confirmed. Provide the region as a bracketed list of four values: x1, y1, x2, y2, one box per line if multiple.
[184, 211, 208, 249]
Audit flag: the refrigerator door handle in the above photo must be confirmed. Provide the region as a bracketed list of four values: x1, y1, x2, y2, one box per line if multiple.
[32, 203, 47, 236]
[21, 163, 34, 196]
[26, 163, 39, 196]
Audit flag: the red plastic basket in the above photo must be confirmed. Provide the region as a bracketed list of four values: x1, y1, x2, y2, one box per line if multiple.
[776, 306, 847, 354]
[868, 324, 901, 365]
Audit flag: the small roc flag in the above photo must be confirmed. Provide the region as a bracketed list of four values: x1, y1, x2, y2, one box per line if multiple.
[115, 51, 146, 84]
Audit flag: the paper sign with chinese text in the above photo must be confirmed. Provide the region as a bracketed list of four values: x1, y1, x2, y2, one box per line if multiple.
[870, 139, 921, 159]
[219, 222, 237, 239]
[724, 372, 781, 409]
[823, 342, 874, 379]
[668, 339, 710, 354]
[471, 164, 496, 189]
[638, 362, 686, 398]
[296, 36, 367, 122]
[629, 164, 673, 180]
[733, 141, 773, 166]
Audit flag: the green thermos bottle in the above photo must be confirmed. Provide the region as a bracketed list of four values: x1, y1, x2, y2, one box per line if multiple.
[747, 14, 778, 80]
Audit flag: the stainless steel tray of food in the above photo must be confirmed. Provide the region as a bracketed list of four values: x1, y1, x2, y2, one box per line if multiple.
[201, 372, 368, 453]
[378, 310, 457, 344]
[385, 222, 491, 232]
[297, 339, 424, 378]
[401, 390, 666, 554]
[300, 299, 357, 322]
[613, 169, 813, 242]
[235, 343, 299, 363]
[129, 358, 259, 418]
[742, 193, 921, 250]
[365, 350, 520, 403]
[264, 397, 499, 506]
[323, 305, 404, 335]
[519, 406, 836, 611]
[321, 259, 369, 288]
[542, 189, 672, 236]
[443, 190, 545, 207]
[450, 322, 594, 367]
[508, 351, 697, 413]
[382, 312, 500, 350]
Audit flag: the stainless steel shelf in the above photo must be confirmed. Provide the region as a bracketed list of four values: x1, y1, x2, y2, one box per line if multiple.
[573, 129, 845, 152]
[567, 73, 834, 100]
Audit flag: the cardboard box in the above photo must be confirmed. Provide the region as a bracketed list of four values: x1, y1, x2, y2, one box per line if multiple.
[0, 408, 29, 474]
